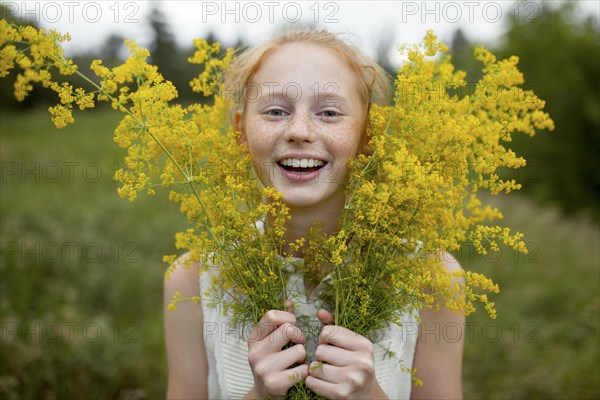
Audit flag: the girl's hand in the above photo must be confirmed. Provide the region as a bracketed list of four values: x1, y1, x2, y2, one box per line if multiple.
[305, 309, 389, 400]
[245, 303, 309, 400]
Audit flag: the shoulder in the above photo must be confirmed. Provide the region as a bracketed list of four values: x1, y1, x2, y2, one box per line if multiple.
[164, 252, 202, 295]
[163, 252, 206, 331]
[420, 250, 464, 327]
[419, 251, 464, 328]
[164, 252, 209, 399]
[411, 251, 464, 399]
[420, 251, 465, 330]
[440, 251, 462, 275]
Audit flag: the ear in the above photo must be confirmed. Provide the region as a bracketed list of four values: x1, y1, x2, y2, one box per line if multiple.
[234, 111, 247, 145]
[357, 105, 372, 156]
[359, 131, 371, 155]
[358, 116, 372, 155]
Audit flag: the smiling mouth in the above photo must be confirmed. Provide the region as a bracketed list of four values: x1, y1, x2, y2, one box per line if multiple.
[277, 158, 328, 173]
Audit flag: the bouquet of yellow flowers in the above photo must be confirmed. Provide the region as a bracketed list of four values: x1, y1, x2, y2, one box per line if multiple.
[1, 20, 553, 398]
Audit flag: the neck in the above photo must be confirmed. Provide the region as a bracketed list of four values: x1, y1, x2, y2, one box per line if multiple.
[267, 196, 345, 257]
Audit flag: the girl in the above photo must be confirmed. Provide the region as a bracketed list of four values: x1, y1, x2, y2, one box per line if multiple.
[164, 28, 464, 400]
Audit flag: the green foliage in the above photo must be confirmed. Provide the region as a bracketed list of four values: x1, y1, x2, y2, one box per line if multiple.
[460, 193, 599, 399]
[145, 6, 197, 103]
[1, 110, 597, 398]
[451, 3, 600, 219]
[145, 5, 245, 105]
[498, 3, 600, 219]
[0, 109, 187, 399]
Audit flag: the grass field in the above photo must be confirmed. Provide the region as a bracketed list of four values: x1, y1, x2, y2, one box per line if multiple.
[1, 108, 598, 399]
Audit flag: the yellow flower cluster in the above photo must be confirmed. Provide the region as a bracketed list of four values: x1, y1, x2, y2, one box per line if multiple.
[0, 20, 92, 127]
[188, 39, 235, 96]
[1, 25, 554, 370]
[310, 31, 553, 329]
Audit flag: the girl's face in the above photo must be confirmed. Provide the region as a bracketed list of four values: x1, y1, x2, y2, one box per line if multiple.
[238, 43, 366, 213]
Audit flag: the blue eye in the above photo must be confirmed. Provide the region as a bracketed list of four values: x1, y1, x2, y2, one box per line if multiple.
[320, 110, 339, 118]
[266, 108, 287, 117]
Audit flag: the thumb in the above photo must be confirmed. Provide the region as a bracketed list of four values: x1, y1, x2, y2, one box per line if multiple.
[316, 309, 334, 325]
[284, 299, 295, 314]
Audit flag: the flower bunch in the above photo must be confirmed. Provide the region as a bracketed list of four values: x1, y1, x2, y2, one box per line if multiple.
[1, 22, 553, 398]
[306, 32, 554, 343]
[1, 19, 297, 327]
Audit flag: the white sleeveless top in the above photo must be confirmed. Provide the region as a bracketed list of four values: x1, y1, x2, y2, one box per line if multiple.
[199, 258, 419, 399]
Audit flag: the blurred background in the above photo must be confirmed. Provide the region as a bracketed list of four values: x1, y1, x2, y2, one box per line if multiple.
[1, 1, 598, 398]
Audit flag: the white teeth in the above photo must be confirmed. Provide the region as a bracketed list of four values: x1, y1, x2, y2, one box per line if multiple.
[280, 158, 324, 168]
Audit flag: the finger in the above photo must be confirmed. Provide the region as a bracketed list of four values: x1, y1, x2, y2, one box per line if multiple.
[308, 361, 338, 383]
[259, 343, 307, 372]
[285, 300, 295, 314]
[248, 310, 297, 343]
[318, 324, 372, 351]
[316, 309, 334, 325]
[287, 363, 309, 384]
[261, 323, 307, 353]
[314, 343, 356, 366]
[279, 364, 310, 393]
[284, 322, 307, 345]
[305, 374, 340, 399]
[318, 324, 347, 346]
[253, 362, 309, 397]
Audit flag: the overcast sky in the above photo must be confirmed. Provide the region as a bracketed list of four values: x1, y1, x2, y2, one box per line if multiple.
[3, 1, 598, 65]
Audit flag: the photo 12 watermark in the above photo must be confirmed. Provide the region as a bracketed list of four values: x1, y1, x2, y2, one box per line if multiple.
[1, 241, 140, 264]
[199, 320, 540, 344]
[1, 161, 103, 184]
[416, 320, 540, 343]
[1, 321, 139, 343]
[397, 1, 540, 24]
[1, 1, 140, 24]
[198, 1, 341, 24]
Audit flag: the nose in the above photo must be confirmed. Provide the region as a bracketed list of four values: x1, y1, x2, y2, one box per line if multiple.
[284, 111, 315, 143]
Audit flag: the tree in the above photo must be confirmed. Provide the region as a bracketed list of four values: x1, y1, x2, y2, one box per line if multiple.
[450, 3, 600, 219]
[497, 2, 600, 219]
[146, 6, 194, 102]
[100, 34, 126, 67]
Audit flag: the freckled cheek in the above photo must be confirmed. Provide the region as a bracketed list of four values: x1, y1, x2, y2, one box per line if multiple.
[328, 126, 362, 159]
[245, 121, 278, 173]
